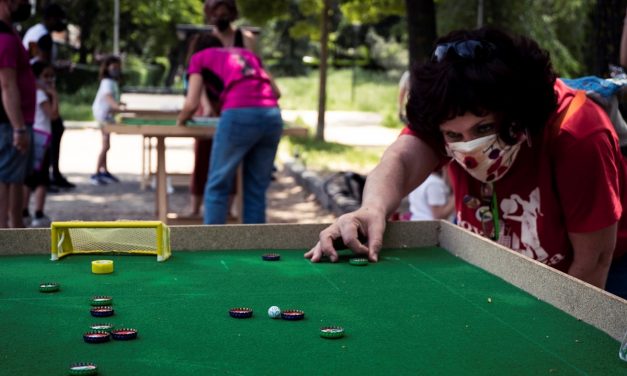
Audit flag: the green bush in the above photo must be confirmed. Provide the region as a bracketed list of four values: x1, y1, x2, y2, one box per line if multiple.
[55, 65, 99, 94]
[144, 57, 170, 87]
[123, 55, 147, 87]
[365, 27, 407, 71]
[276, 68, 399, 116]
[59, 84, 98, 121]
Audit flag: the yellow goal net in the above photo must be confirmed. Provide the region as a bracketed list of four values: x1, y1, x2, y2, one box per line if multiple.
[51, 221, 171, 262]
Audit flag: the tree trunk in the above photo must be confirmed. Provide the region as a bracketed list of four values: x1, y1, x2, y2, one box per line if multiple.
[316, 0, 331, 141]
[591, 0, 624, 76]
[405, 0, 437, 68]
[477, 0, 484, 28]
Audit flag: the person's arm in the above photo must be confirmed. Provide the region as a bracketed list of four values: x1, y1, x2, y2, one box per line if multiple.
[305, 135, 440, 262]
[552, 102, 621, 288]
[567, 225, 616, 289]
[242, 29, 258, 54]
[0, 67, 29, 152]
[104, 93, 122, 111]
[177, 73, 203, 126]
[40, 88, 59, 120]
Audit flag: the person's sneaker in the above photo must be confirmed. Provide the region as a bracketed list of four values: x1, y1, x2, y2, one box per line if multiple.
[51, 176, 76, 189]
[100, 171, 120, 183]
[90, 173, 108, 186]
[31, 214, 51, 228]
[22, 214, 32, 227]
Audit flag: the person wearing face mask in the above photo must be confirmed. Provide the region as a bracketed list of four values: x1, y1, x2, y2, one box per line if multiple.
[177, 34, 282, 224]
[305, 27, 627, 299]
[91, 56, 125, 186]
[0, 0, 36, 228]
[182, 0, 259, 220]
[203, 0, 256, 52]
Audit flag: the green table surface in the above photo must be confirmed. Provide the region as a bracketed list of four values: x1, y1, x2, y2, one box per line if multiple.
[120, 117, 218, 127]
[0, 247, 624, 376]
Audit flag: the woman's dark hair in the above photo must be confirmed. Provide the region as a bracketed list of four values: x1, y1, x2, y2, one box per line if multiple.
[192, 33, 224, 54]
[98, 55, 121, 80]
[406, 27, 557, 151]
[185, 33, 224, 65]
[204, 0, 239, 21]
[31, 60, 52, 78]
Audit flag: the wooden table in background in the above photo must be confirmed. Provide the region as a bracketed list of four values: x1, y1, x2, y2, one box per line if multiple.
[105, 116, 308, 224]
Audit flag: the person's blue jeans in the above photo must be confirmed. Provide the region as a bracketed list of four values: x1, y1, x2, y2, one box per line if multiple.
[0, 123, 33, 183]
[204, 107, 283, 224]
[606, 254, 627, 299]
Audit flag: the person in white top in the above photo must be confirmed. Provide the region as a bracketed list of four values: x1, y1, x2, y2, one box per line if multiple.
[408, 169, 455, 221]
[91, 55, 125, 186]
[23, 61, 58, 227]
[22, 3, 66, 64]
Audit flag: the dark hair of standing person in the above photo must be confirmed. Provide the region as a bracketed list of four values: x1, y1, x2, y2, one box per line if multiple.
[98, 55, 122, 81]
[31, 60, 53, 77]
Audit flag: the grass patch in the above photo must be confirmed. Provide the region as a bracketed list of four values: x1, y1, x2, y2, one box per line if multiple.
[278, 135, 384, 175]
[59, 85, 97, 121]
[59, 102, 92, 121]
[276, 68, 403, 129]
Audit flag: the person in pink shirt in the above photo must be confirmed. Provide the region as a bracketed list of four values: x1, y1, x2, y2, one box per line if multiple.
[177, 34, 282, 224]
[306, 27, 627, 299]
[0, 0, 36, 228]
[186, 0, 258, 219]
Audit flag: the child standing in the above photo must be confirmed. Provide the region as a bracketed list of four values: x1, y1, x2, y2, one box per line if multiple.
[91, 55, 124, 185]
[23, 61, 57, 227]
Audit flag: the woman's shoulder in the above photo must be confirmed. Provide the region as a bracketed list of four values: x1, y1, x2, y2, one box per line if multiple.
[552, 79, 615, 142]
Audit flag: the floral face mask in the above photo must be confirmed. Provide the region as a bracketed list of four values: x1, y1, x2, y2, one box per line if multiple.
[445, 133, 526, 183]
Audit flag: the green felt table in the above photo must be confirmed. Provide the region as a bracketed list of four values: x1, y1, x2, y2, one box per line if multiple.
[1, 245, 625, 376]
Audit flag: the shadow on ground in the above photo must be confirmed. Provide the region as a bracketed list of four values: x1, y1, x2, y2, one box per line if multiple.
[40, 168, 335, 224]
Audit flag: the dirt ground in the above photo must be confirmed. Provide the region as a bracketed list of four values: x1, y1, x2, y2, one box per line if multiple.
[42, 167, 336, 224]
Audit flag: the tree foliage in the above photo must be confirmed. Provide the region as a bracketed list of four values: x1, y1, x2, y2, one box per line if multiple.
[435, 0, 596, 77]
[26, 0, 621, 79]
[340, 0, 405, 24]
[33, 0, 203, 62]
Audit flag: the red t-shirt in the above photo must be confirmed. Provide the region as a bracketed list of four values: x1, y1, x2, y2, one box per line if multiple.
[0, 22, 35, 123]
[401, 79, 627, 272]
[188, 47, 277, 111]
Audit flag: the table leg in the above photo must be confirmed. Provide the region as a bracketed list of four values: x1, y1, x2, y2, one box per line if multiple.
[156, 136, 168, 223]
[148, 137, 154, 185]
[140, 136, 148, 190]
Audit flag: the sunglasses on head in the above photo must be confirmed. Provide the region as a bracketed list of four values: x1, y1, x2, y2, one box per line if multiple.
[432, 40, 495, 63]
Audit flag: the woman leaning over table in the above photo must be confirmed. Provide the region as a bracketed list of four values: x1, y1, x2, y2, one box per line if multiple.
[306, 27, 627, 299]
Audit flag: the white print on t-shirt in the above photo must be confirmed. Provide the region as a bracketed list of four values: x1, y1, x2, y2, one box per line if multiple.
[456, 187, 565, 266]
[500, 189, 549, 263]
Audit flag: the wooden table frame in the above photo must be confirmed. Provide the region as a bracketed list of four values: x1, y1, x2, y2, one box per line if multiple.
[104, 121, 307, 224]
